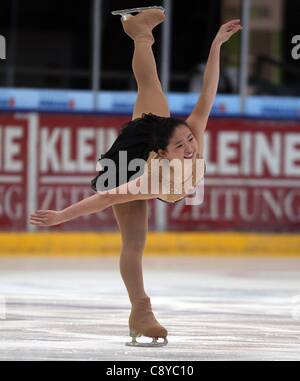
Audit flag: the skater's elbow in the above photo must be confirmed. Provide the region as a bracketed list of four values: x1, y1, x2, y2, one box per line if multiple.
[95, 191, 114, 209]
[95, 190, 132, 207]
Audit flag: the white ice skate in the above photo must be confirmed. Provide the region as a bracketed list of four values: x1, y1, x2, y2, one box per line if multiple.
[111, 6, 165, 21]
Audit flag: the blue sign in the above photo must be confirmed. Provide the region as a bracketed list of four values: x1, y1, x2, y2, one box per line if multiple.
[0, 88, 300, 118]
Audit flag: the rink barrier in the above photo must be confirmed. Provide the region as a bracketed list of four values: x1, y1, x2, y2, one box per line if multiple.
[0, 232, 299, 256]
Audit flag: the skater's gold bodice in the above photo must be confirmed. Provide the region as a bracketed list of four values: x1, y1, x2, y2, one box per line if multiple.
[146, 150, 206, 203]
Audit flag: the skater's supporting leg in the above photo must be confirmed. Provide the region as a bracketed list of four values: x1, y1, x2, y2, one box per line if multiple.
[113, 200, 168, 345]
[112, 200, 148, 304]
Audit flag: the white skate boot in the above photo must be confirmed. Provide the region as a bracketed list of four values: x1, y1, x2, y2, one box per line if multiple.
[126, 297, 168, 347]
[112, 6, 165, 44]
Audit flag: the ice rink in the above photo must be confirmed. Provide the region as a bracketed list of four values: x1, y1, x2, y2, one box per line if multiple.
[0, 256, 300, 361]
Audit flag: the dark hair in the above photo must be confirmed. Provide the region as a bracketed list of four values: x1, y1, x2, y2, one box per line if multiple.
[91, 113, 188, 191]
[101, 113, 188, 161]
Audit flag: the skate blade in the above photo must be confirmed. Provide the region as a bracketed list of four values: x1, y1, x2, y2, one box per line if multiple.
[125, 337, 168, 347]
[111, 6, 165, 17]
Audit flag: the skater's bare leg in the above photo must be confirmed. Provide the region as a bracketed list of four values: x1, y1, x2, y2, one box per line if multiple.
[113, 200, 149, 304]
[122, 10, 170, 119]
[113, 200, 167, 344]
[132, 39, 170, 119]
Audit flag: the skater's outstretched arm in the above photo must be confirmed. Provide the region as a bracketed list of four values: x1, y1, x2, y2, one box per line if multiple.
[186, 20, 242, 142]
[30, 177, 156, 227]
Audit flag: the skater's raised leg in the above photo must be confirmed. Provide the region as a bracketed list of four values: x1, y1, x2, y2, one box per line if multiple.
[121, 8, 170, 119]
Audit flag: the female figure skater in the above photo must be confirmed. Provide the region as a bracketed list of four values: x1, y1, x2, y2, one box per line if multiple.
[30, 6, 242, 347]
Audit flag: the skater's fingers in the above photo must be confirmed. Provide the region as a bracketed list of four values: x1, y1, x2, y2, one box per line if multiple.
[228, 24, 242, 31]
[226, 23, 241, 32]
[30, 216, 46, 222]
[30, 219, 45, 226]
[222, 21, 241, 31]
[30, 212, 46, 218]
[31, 222, 45, 226]
[30, 213, 47, 220]
[227, 25, 242, 36]
[222, 24, 241, 38]
[30, 217, 46, 225]
[36, 210, 49, 215]
[224, 19, 240, 26]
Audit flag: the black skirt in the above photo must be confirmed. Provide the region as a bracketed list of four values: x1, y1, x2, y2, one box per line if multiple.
[91, 145, 150, 193]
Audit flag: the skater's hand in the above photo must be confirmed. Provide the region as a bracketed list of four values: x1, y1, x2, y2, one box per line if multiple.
[30, 210, 64, 227]
[214, 19, 242, 45]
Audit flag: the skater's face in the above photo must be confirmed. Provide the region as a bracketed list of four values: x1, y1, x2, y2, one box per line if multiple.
[158, 124, 198, 161]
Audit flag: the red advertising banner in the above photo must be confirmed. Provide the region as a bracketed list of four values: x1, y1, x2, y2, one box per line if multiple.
[37, 114, 121, 231]
[0, 112, 299, 232]
[0, 113, 156, 231]
[0, 113, 28, 231]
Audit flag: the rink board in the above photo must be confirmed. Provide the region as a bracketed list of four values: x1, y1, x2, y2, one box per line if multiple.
[0, 232, 299, 256]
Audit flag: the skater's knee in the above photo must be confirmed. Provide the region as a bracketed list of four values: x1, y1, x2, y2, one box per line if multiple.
[137, 79, 162, 93]
[122, 238, 146, 254]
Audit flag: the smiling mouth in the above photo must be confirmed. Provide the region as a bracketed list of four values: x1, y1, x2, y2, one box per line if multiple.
[184, 152, 194, 159]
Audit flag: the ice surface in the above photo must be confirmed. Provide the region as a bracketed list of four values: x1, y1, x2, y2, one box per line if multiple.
[0, 256, 300, 360]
